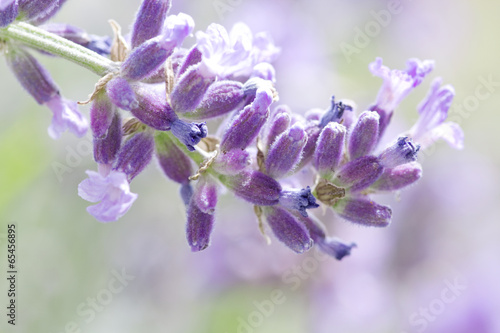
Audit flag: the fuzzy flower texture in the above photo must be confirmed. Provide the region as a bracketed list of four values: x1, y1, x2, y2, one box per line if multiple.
[1, 0, 464, 259]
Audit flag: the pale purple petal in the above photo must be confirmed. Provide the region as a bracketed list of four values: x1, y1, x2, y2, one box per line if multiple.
[46, 95, 88, 139]
[419, 122, 464, 150]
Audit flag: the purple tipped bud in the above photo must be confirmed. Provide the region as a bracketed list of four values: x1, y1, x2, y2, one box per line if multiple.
[221, 170, 281, 206]
[131, 86, 177, 130]
[106, 77, 139, 111]
[296, 122, 321, 169]
[130, 0, 172, 48]
[18, 0, 65, 25]
[177, 46, 202, 78]
[180, 182, 193, 206]
[170, 64, 215, 113]
[279, 187, 319, 217]
[121, 36, 174, 81]
[265, 123, 307, 178]
[348, 111, 380, 160]
[220, 88, 272, 152]
[263, 206, 312, 254]
[319, 96, 352, 128]
[170, 119, 207, 151]
[336, 156, 383, 192]
[193, 176, 218, 214]
[93, 111, 122, 166]
[186, 80, 245, 119]
[155, 132, 193, 184]
[0, 0, 18, 27]
[262, 105, 291, 148]
[379, 136, 420, 168]
[212, 149, 251, 175]
[314, 122, 346, 179]
[299, 216, 356, 260]
[40, 23, 111, 55]
[334, 197, 392, 227]
[371, 162, 422, 191]
[186, 196, 214, 252]
[114, 131, 154, 181]
[251, 62, 276, 83]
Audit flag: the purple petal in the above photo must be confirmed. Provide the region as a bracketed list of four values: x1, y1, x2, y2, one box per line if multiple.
[0, 0, 18, 27]
[46, 95, 88, 139]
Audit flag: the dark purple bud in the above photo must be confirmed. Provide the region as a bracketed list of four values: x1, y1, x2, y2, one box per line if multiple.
[348, 111, 380, 160]
[220, 88, 272, 152]
[131, 85, 177, 130]
[94, 111, 122, 165]
[106, 77, 138, 111]
[170, 64, 215, 114]
[336, 156, 383, 192]
[333, 197, 392, 227]
[299, 216, 356, 260]
[90, 91, 115, 138]
[121, 36, 174, 81]
[186, 196, 215, 252]
[130, 0, 172, 48]
[221, 170, 281, 206]
[155, 132, 193, 184]
[170, 119, 207, 151]
[185, 80, 245, 120]
[314, 122, 346, 179]
[212, 149, 251, 175]
[0, 0, 18, 27]
[193, 176, 218, 214]
[262, 105, 291, 148]
[379, 136, 420, 168]
[319, 96, 352, 128]
[39, 23, 111, 55]
[371, 162, 422, 191]
[180, 182, 193, 206]
[6, 47, 58, 104]
[265, 123, 307, 178]
[114, 131, 154, 181]
[279, 187, 319, 217]
[263, 206, 312, 254]
[18, 0, 66, 25]
[177, 46, 202, 78]
[251, 62, 276, 83]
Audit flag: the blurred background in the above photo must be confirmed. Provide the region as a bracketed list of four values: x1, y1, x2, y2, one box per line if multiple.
[1, 0, 499, 332]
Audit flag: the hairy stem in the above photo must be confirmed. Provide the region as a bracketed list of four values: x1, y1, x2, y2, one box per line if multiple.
[0, 22, 117, 76]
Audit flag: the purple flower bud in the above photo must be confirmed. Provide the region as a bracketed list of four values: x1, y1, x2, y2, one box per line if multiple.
[170, 64, 215, 114]
[212, 149, 251, 175]
[263, 206, 312, 254]
[296, 122, 322, 170]
[193, 176, 218, 214]
[0, 0, 18, 27]
[410, 77, 464, 150]
[39, 23, 111, 55]
[299, 216, 356, 260]
[176, 46, 202, 78]
[348, 111, 380, 160]
[251, 62, 276, 83]
[314, 122, 346, 179]
[170, 119, 207, 151]
[279, 187, 319, 217]
[184, 80, 244, 119]
[186, 196, 214, 252]
[155, 132, 193, 184]
[333, 197, 392, 227]
[131, 85, 177, 130]
[319, 96, 352, 128]
[379, 137, 420, 168]
[18, 0, 66, 25]
[262, 105, 291, 148]
[180, 182, 193, 206]
[265, 123, 307, 178]
[93, 111, 122, 166]
[78, 170, 137, 222]
[371, 162, 422, 191]
[336, 156, 383, 192]
[130, 0, 172, 49]
[106, 77, 138, 111]
[221, 170, 281, 206]
[114, 131, 154, 181]
[220, 88, 272, 152]
[369, 57, 434, 137]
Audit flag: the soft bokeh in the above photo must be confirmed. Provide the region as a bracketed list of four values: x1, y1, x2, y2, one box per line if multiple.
[1, 0, 499, 332]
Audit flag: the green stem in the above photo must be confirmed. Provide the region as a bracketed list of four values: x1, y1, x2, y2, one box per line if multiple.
[0, 22, 117, 76]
